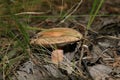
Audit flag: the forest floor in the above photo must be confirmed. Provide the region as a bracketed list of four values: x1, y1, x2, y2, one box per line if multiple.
[0, 0, 120, 80]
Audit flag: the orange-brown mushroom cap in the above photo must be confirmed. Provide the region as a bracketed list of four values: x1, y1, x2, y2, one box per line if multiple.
[30, 28, 83, 47]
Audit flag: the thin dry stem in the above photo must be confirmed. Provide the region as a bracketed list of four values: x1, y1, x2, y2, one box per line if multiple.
[15, 11, 50, 15]
[57, 0, 83, 25]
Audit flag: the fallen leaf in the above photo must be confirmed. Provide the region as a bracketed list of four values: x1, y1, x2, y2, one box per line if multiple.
[88, 64, 112, 80]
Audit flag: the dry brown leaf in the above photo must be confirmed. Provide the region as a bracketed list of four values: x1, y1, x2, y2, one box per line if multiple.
[51, 49, 64, 64]
[89, 64, 112, 80]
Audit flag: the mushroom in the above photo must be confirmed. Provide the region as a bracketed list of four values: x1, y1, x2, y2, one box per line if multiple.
[30, 28, 83, 64]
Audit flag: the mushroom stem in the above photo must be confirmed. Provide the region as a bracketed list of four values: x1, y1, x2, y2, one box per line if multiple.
[51, 49, 64, 65]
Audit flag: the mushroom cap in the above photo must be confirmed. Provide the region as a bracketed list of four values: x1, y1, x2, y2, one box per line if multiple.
[30, 28, 83, 47]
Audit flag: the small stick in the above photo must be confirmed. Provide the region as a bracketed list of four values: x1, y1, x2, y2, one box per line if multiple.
[57, 0, 83, 25]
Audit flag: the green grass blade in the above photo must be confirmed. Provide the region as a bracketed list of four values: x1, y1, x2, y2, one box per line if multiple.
[11, 15, 30, 45]
[87, 0, 104, 29]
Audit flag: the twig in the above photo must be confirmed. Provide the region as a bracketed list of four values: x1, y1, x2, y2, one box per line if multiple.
[97, 36, 120, 40]
[79, 42, 84, 66]
[15, 10, 50, 15]
[57, 0, 83, 25]
[62, 4, 77, 18]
